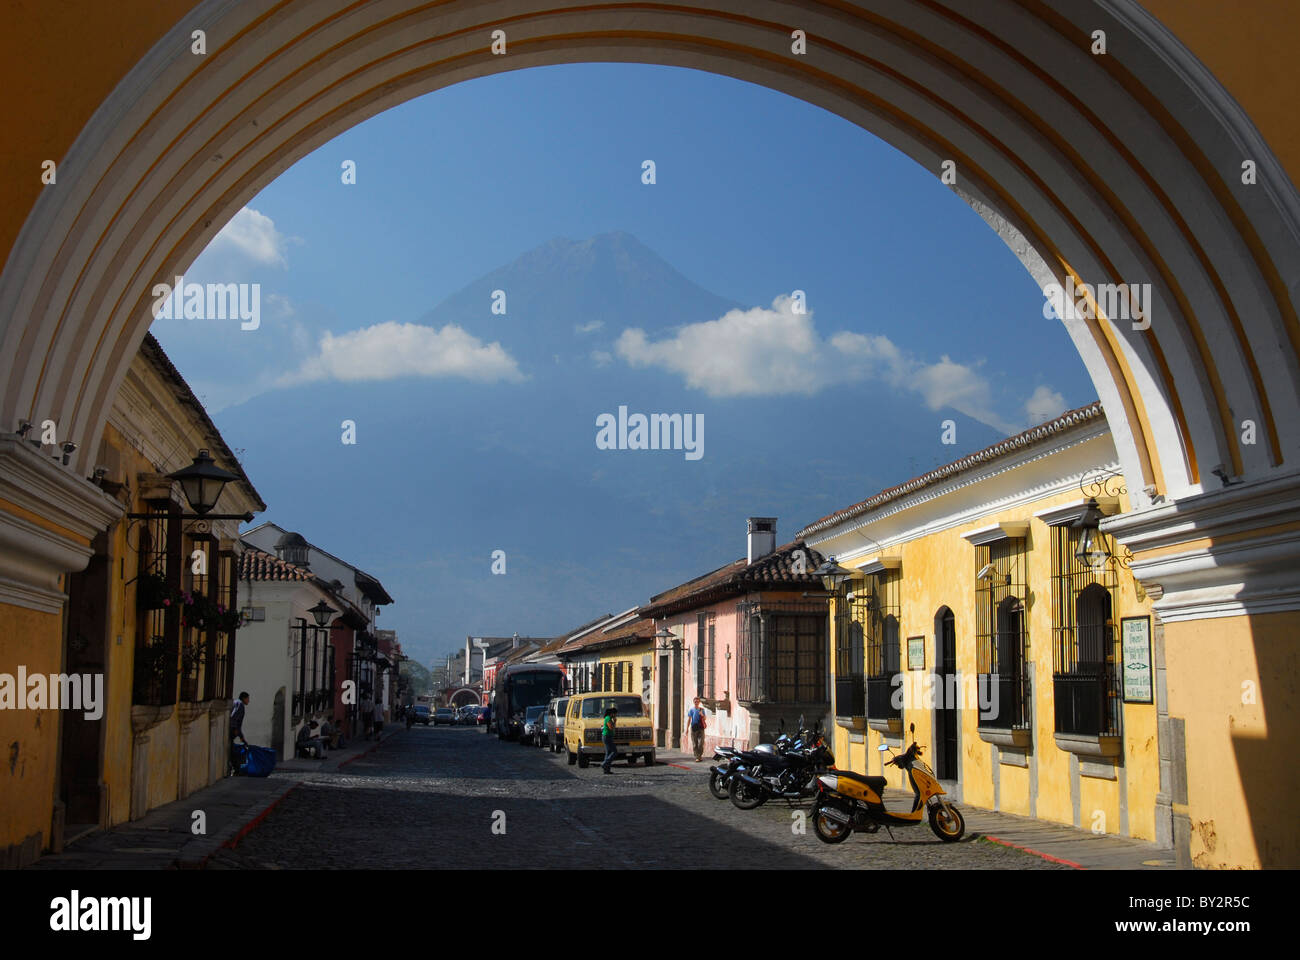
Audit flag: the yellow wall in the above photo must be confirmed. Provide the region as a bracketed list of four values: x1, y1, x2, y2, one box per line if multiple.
[1164, 610, 1299, 868]
[0, 596, 64, 858]
[831, 485, 1160, 841]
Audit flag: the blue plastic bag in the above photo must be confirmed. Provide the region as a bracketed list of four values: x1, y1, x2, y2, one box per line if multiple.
[243, 744, 277, 777]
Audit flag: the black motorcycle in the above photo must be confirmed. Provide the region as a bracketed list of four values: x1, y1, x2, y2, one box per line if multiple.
[729, 721, 834, 809]
[708, 734, 796, 800]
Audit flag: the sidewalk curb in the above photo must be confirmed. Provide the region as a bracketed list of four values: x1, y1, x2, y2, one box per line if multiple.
[221, 781, 302, 851]
[981, 835, 1086, 870]
[337, 728, 400, 770]
[175, 779, 302, 869]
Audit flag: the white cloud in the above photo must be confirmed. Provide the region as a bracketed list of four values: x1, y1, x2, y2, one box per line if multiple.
[279, 322, 524, 386]
[590, 350, 613, 367]
[615, 294, 1028, 434]
[1025, 385, 1066, 426]
[207, 207, 290, 268]
[616, 295, 827, 396]
[575, 320, 604, 334]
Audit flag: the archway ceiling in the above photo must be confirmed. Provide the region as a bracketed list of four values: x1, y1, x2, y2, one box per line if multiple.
[1, 0, 1297, 509]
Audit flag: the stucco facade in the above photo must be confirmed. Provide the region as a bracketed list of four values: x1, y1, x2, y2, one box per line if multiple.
[803, 406, 1164, 844]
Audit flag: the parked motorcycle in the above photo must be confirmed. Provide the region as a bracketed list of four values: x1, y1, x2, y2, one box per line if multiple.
[708, 732, 796, 801]
[810, 722, 964, 844]
[729, 721, 834, 809]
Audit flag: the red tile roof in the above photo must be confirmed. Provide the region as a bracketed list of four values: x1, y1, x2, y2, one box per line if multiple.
[237, 545, 317, 582]
[640, 540, 826, 619]
[796, 401, 1105, 539]
[579, 616, 657, 654]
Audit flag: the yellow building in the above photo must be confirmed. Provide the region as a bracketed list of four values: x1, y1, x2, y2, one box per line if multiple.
[558, 611, 655, 705]
[799, 404, 1168, 848]
[0, 334, 262, 866]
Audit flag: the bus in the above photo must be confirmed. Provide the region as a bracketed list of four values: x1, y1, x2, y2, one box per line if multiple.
[493, 663, 566, 740]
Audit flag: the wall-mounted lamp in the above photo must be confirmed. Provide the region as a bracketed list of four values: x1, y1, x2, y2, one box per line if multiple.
[814, 557, 857, 594]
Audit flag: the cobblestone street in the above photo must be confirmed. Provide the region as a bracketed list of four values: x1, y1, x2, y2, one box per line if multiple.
[207, 727, 1067, 869]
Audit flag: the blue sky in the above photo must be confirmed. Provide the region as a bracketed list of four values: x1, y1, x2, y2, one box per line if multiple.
[151, 63, 1094, 664]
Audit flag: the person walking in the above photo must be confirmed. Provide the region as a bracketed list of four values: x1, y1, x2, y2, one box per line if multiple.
[228, 691, 249, 775]
[601, 706, 619, 774]
[686, 697, 708, 761]
[373, 697, 385, 738]
[361, 693, 374, 740]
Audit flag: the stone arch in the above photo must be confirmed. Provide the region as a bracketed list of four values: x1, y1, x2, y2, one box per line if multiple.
[1, 0, 1298, 510]
[3, 0, 1300, 868]
[448, 688, 480, 708]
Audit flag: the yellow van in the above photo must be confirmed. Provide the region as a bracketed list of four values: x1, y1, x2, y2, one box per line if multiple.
[564, 693, 655, 768]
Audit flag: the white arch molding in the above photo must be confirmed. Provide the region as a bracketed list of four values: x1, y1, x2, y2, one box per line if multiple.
[448, 687, 481, 707]
[2, 0, 1299, 619]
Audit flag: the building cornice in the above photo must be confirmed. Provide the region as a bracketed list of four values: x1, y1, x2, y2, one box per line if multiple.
[961, 521, 1030, 546]
[804, 430, 1116, 555]
[0, 435, 123, 611]
[1105, 470, 1300, 621]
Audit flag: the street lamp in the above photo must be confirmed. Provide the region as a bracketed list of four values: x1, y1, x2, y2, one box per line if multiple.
[814, 557, 858, 594]
[309, 599, 336, 628]
[168, 448, 238, 516]
[1071, 498, 1110, 570]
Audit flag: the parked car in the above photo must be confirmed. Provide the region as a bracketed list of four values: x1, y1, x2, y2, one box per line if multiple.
[434, 708, 454, 726]
[521, 705, 546, 745]
[543, 696, 569, 752]
[563, 693, 655, 768]
[409, 704, 431, 726]
[460, 706, 479, 725]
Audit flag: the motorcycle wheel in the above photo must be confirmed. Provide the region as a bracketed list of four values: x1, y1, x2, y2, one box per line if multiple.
[811, 803, 854, 844]
[708, 771, 730, 800]
[929, 803, 965, 842]
[728, 775, 767, 810]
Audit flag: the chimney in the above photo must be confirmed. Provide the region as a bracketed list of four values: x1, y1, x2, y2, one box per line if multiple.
[747, 517, 777, 564]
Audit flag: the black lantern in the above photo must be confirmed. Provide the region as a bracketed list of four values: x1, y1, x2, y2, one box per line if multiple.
[814, 557, 857, 594]
[654, 627, 676, 651]
[168, 449, 238, 515]
[309, 600, 336, 628]
[1072, 498, 1110, 570]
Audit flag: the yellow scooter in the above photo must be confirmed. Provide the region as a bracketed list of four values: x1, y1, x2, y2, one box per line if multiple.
[810, 723, 965, 844]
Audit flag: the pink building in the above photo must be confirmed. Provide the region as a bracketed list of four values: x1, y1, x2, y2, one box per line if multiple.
[644, 519, 831, 753]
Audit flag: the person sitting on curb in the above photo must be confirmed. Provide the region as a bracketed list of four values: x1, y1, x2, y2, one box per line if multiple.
[296, 720, 327, 759]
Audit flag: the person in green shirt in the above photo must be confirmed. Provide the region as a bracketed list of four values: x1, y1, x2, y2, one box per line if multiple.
[601, 707, 619, 774]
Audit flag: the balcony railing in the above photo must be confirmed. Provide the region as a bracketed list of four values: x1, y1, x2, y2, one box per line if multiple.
[866, 675, 900, 722]
[835, 675, 865, 717]
[978, 672, 1031, 730]
[1053, 666, 1119, 737]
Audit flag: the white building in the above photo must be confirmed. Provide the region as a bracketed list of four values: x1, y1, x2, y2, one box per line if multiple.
[240, 523, 393, 740]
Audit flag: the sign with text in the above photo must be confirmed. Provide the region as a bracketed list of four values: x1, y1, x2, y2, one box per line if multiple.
[907, 635, 925, 671]
[1121, 616, 1153, 704]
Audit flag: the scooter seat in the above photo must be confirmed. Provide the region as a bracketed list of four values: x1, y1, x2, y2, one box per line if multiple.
[836, 770, 889, 795]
